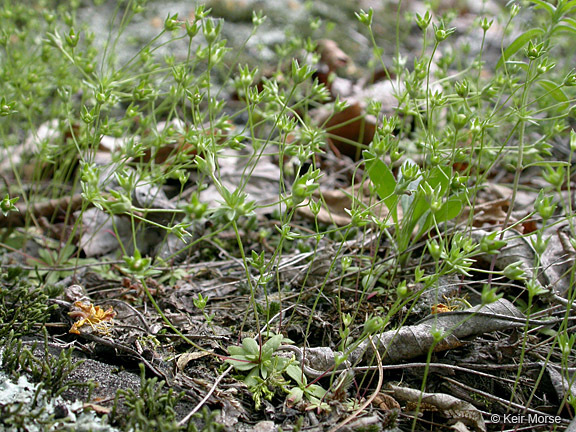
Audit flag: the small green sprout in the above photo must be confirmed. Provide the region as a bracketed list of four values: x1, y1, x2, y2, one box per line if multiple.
[0, 194, 19, 216]
[0, 97, 17, 116]
[481, 285, 504, 305]
[502, 261, 527, 281]
[480, 232, 507, 255]
[416, 10, 432, 30]
[122, 249, 160, 278]
[355, 8, 373, 27]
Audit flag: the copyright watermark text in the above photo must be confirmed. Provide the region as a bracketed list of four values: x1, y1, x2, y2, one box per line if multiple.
[490, 413, 562, 425]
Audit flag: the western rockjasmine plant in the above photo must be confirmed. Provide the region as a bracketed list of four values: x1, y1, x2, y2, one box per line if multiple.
[0, 1, 575, 426]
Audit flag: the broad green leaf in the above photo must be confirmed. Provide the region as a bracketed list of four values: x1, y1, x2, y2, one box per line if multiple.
[364, 151, 398, 223]
[427, 165, 452, 193]
[38, 248, 53, 263]
[397, 190, 431, 252]
[306, 384, 327, 399]
[273, 356, 290, 371]
[553, 23, 576, 35]
[496, 28, 544, 70]
[538, 79, 570, 111]
[417, 196, 464, 238]
[244, 368, 260, 387]
[404, 165, 461, 240]
[286, 364, 306, 386]
[242, 337, 260, 355]
[262, 334, 283, 357]
[407, 191, 431, 230]
[226, 356, 257, 371]
[228, 345, 245, 356]
[560, 1, 576, 14]
[439, 197, 465, 222]
[286, 387, 304, 405]
[399, 159, 422, 216]
[530, 0, 556, 17]
[400, 166, 450, 236]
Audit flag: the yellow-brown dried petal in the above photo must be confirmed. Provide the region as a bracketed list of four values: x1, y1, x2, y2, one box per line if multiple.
[68, 301, 116, 334]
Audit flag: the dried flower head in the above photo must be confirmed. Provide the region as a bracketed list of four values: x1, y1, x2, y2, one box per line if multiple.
[69, 301, 116, 335]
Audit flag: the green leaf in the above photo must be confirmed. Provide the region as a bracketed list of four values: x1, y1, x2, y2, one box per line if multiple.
[38, 248, 54, 264]
[427, 165, 452, 194]
[61, 244, 76, 260]
[417, 196, 464, 238]
[398, 162, 422, 216]
[274, 356, 290, 371]
[563, 16, 576, 27]
[560, 1, 576, 14]
[538, 79, 570, 111]
[286, 364, 306, 386]
[402, 166, 463, 241]
[262, 334, 283, 358]
[364, 151, 398, 224]
[306, 384, 327, 399]
[437, 196, 464, 222]
[496, 28, 544, 70]
[244, 368, 260, 387]
[286, 387, 304, 405]
[553, 22, 576, 35]
[401, 191, 429, 233]
[530, 0, 556, 17]
[241, 337, 260, 355]
[226, 356, 257, 371]
[228, 346, 245, 356]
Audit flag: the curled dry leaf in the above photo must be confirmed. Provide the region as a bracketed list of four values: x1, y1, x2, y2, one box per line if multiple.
[69, 301, 116, 335]
[373, 392, 401, 411]
[83, 403, 112, 415]
[354, 298, 525, 365]
[471, 227, 574, 296]
[540, 362, 576, 406]
[459, 198, 510, 228]
[388, 383, 486, 432]
[176, 351, 213, 371]
[317, 39, 353, 74]
[63, 284, 88, 303]
[77, 207, 133, 257]
[296, 299, 525, 378]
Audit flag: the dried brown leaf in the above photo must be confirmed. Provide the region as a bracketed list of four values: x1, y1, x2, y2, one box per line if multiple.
[389, 384, 486, 432]
[353, 298, 525, 365]
[317, 39, 352, 74]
